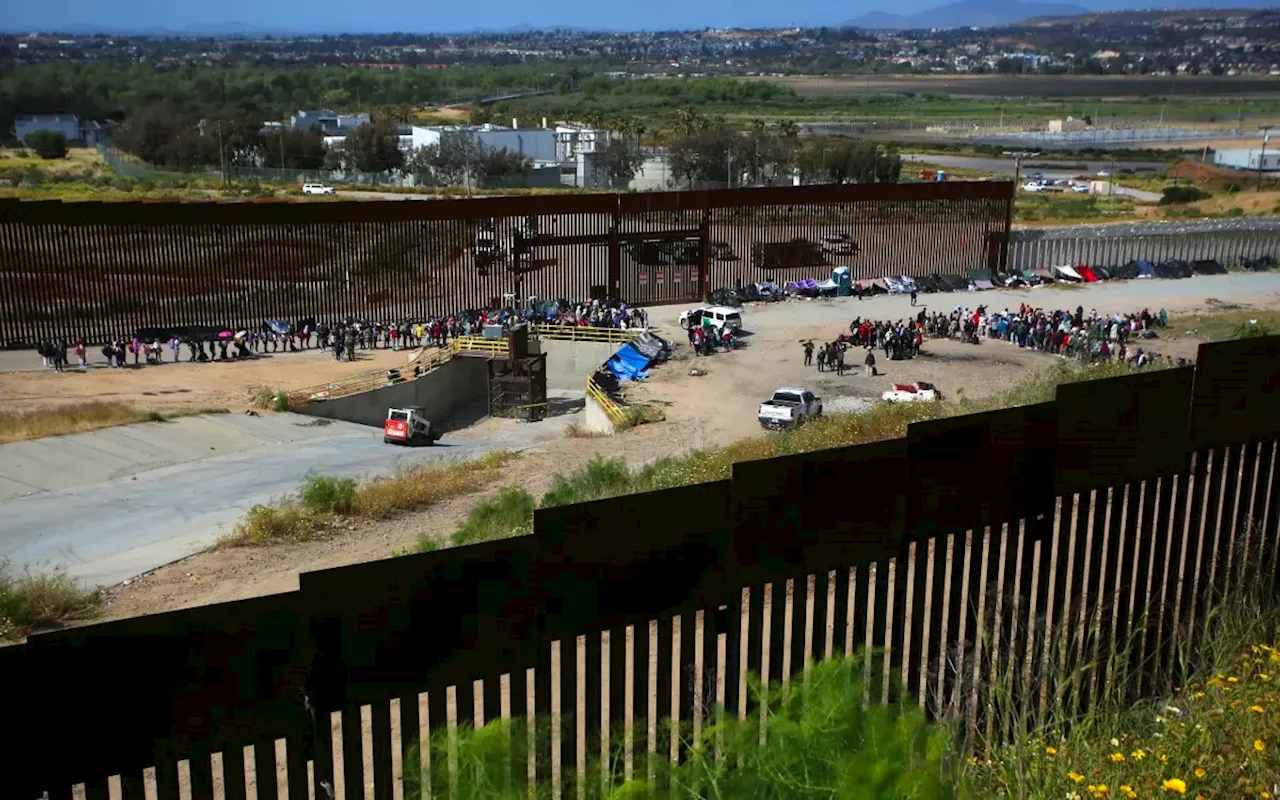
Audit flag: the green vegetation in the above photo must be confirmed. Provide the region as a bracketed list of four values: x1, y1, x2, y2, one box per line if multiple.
[1160, 185, 1211, 205]
[23, 130, 69, 160]
[220, 452, 515, 547]
[965, 582, 1280, 800]
[446, 486, 537, 547]
[1163, 309, 1280, 343]
[405, 654, 956, 800]
[1015, 194, 1138, 223]
[0, 559, 103, 641]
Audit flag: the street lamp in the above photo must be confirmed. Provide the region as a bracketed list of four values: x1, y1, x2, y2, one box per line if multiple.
[1258, 125, 1274, 192]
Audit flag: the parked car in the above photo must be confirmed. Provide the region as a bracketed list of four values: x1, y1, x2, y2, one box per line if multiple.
[820, 233, 858, 257]
[302, 183, 335, 196]
[383, 406, 441, 446]
[758, 387, 823, 430]
[882, 382, 941, 403]
[1071, 182, 1090, 194]
[680, 305, 743, 332]
[1096, 170, 1111, 177]
[1022, 182, 1044, 193]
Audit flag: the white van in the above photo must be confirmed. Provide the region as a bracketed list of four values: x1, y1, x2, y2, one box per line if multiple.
[679, 306, 743, 332]
[302, 183, 335, 196]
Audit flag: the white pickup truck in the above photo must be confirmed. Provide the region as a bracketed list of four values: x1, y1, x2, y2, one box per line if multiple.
[881, 382, 941, 403]
[758, 387, 823, 430]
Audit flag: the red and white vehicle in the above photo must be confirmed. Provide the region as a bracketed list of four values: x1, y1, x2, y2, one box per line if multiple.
[383, 406, 440, 446]
[881, 382, 941, 404]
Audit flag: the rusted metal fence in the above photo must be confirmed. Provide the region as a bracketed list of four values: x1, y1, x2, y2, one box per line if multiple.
[1009, 218, 1280, 271]
[6, 335, 1280, 800]
[0, 182, 1012, 347]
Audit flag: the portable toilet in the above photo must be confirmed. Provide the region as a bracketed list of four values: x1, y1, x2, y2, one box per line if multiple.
[832, 266, 852, 297]
[936, 170, 947, 182]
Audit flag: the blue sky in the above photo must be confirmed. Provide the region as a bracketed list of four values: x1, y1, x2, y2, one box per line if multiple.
[5, 0, 958, 33]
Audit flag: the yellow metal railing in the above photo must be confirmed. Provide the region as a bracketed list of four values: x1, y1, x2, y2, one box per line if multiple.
[586, 372, 627, 426]
[530, 324, 649, 344]
[287, 346, 452, 407]
[450, 336, 509, 355]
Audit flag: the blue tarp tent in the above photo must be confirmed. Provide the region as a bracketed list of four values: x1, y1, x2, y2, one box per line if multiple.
[606, 343, 652, 382]
[1135, 259, 1157, 279]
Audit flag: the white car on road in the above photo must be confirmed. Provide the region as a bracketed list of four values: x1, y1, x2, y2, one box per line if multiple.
[882, 382, 941, 403]
[302, 183, 335, 196]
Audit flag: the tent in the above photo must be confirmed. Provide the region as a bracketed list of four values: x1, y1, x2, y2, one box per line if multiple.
[605, 343, 654, 382]
[629, 332, 672, 363]
[785, 279, 820, 296]
[968, 269, 994, 283]
[1092, 266, 1112, 280]
[1192, 259, 1226, 275]
[1055, 265, 1083, 281]
[972, 279, 995, 290]
[1134, 260, 1156, 279]
[1033, 267, 1056, 281]
[1076, 266, 1099, 282]
[1244, 256, 1275, 272]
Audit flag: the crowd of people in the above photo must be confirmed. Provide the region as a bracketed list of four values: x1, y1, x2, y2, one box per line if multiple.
[801, 315, 926, 377]
[33, 297, 649, 371]
[926, 303, 1188, 368]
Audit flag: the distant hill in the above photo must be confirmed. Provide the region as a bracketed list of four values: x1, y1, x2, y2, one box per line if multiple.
[845, 0, 1100, 29]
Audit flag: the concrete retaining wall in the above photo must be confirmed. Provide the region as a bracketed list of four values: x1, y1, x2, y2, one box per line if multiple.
[533, 340, 618, 391]
[297, 356, 491, 429]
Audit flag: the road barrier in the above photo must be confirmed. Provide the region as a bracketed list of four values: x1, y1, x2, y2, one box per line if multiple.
[586, 371, 627, 426]
[286, 346, 452, 407]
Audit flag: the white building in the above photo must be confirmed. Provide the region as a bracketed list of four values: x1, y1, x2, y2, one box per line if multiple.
[1048, 117, 1090, 133]
[1214, 148, 1280, 172]
[409, 124, 557, 163]
[291, 109, 371, 133]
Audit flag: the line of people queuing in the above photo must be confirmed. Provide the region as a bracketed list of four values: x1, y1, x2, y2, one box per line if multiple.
[926, 303, 1188, 368]
[34, 296, 649, 370]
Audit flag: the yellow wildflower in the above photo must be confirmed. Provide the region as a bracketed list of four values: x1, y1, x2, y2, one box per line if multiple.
[1047, 746, 1058, 755]
[1250, 705, 1265, 713]
[1194, 768, 1206, 778]
[1159, 754, 1169, 763]
[1121, 786, 1137, 799]
[1069, 771, 1086, 783]
[1088, 785, 1110, 798]
[1254, 739, 1266, 752]
[1111, 752, 1126, 763]
[1260, 673, 1271, 682]
[1228, 676, 1240, 683]
[1193, 691, 1206, 700]
[1208, 677, 1226, 688]
[1131, 749, 1146, 761]
[1161, 778, 1187, 794]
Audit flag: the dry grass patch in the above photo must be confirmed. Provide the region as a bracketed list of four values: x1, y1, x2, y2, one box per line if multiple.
[0, 401, 227, 445]
[0, 559, 103, 641]
[351, 451, 515, 518]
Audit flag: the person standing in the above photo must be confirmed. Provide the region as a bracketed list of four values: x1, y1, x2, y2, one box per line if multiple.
[816, 345, 827, 373]
[910, 289, 918, 307]
[835, 344, 845, 376]
[803, 340, 814, 367]
[864, 349, 876, 377]
[73, 338, 86, 369]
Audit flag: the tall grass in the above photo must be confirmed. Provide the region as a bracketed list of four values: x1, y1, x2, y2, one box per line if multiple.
[0, 559, 103, 640]
[221, 452, 514, 548]
[403, 655, 958, 800]
[0, 402, 227, 445]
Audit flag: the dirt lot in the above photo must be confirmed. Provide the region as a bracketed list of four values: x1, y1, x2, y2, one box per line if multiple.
[89, 273, 1280, 625]
[0, 346, 425, 415]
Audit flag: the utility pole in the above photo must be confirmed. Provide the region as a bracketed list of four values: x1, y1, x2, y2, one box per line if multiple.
[1002, 150, 1038, 189]
[216, 123, 228, 189]
[1258, 125, 1274, 192]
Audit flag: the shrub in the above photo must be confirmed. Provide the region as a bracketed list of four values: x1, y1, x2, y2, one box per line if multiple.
[219, 502, 331, 547]
[1234, 320, 1274, 339]
[24, 130, 68, 160]
[1159, 185, 1210, 205]
[540, 456, 635, 507]
[403, 654, 957, 800]
[352, 451, 511, 518]
[273, 390, 291, 412]
[0, 559, 102, 640]
[298, 473, 356, 514]
[444, 486, 535, 548]
[250, 386, 278, 410]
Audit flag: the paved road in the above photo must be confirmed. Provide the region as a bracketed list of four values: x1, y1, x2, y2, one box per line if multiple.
[903, 153, 1169, 180]
[0, 409, 578, 586]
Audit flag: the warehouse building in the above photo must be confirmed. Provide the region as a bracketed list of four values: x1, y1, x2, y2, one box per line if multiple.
[1214, 148, 1280, 172]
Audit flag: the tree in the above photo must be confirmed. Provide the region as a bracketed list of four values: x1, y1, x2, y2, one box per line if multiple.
[597, 139, 644, 189]
[24, 130, 68, 160]
[337, 120, 405, 174]
[668, 127, 742, 187]
[477, 145, 531, 180]
[407, 130, 477, 184]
